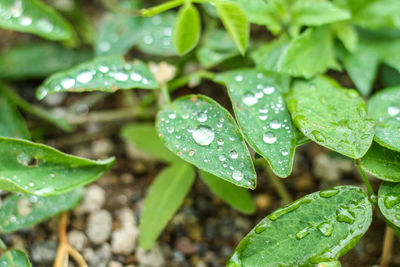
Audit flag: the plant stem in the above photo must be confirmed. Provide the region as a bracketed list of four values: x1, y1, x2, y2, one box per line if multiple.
[260, 161, 292, 205]
[141, 0, 213, 16]
[354, 159, 375, 196]
[380, 226, 394, 267]
[160, 84, 171, 106]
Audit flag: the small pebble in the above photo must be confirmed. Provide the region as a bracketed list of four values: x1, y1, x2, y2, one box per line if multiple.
[108, 261, 123, 267]
[111, 226, 139, 255]
[255, 194, 272, 211]
[68, 230, 88, 251]
[137, 244, 166, 267]
[91, 138, 114, 158]
[30, 241, 57, 264]
[76, 185, 106, 214]
[86, 210, 112, 245]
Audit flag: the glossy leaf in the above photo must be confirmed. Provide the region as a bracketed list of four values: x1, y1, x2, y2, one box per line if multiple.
[37, 56, 158, 100]
[0, 0, 74, 41]
[156, 94, 256, 189]
[0, 137, 114, 196]
[172, 4, 201, 55]
[0, 91, 30, 140]
[0, 249, 31, 267]
[0, 189, 83, 233]
[120, 123, 180, 164]
[0, 42, 91, 80]
[215, 70, 296, 178]
[215, 1, 249, 55]
[378, 182, 400, 227]
[368, 86, 400, 151]
[287, 76, 376, 159]
[227, 186, 372, 266]
[139, 162, 195, 250]
[199, 170, 254, 214]
[360, 142, 400, 182]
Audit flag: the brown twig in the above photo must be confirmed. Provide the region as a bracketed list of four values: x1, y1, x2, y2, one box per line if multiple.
[380, 226, 394, 267]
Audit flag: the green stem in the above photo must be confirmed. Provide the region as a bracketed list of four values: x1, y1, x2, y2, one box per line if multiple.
[141, 0, 214, 17]
[160, 84, 171, 106]
[355, 159, 375, 196]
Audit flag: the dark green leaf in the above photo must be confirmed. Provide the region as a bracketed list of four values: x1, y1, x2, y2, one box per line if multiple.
[0, 189, 83, 233]
[227, 186, 372, 266]
[0, 91, 30, 140]
[215, 69, 296, 178]
[0, 137, 114, 196]
[0, 249, 31, 267]
[287, 76, 376, 159]
[360, 142, 400, 182]
[37, 56, 158, 100]
[378, 182, 400, 227]
[0, 0, 74, 41]
[156, 94, 256, 189]
[139, 162, 195, 250]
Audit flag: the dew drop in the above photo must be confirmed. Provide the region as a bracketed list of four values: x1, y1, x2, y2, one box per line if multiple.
[319, 188, 339, 198]
[259, 115, 267, 121]
[217, 139, 224, 145]
[243, 93, 258, 106]
[317, 222, 333, 237]
[113, 72, 129, 81]
[192, 125, 215, 146]
[37, 19, 54, 33]
[263, 86, 275, 95]
[28, 181, 34, 187]
[219, 155, 226, 161]
[98, 65, 109, 73]
[312, 130, 326, 142]
[19, 16, 32, 26]
[77, 71, 93, 83]
[232, 170, 243, 181]
[235, 75, 243, 82]
[197, 112, 207, 122]
[280, 149, 289, 156]
[255, 222, 268, 234]
[336, 206, 355, 224]
[229, 150, 238, 159]
[384, 194, 400, 209]
[296, 227, 310, 240]
[263, 132, 276, 144]
[169, 113, 176, 119]
[269, 119, 281, 129]
[61, 78, 75, 89]
[388, 106, 400, 116]
[130, 73, 142, 82]
[144, 35, 153, 44]
[188, 150, 195, 156]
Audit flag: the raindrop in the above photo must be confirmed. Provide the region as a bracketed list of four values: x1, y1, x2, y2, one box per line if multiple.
[188, 150, 195, 156]
[192, 125, 215, 146]
[319, 188, 339, 198]
[388, 106, 400, 116]
[130, 73, 142, 82]
[37, 19, 54, 33]
[243, 93, 258, 106]
[98, 65, 109, 73]
[317, 222, 333, 237]
[263, 132, 276, 144]
[61, 78, 75, 89]
[235, 75, 243, 82]
[77, 72, 93, 83]
[232, 170, 243, 181]
[144, 35, 153, 44]
[255, 222, 268, 234]
[217, 139, 224, 145]
[197, 112, 207, 122]
[255, 92, 264, 99]
[312, 130, 326, 142]
[113, 72, 129, 81]
[28, 181, 34, 187]
[229, 150, 238, 159]
[219, 155, 226, 161]
[336, 206, 355, 224]
[296, 227, 310, 240]
[263, 87, 275, 95]
[269, 119, 281, 129]
[182, 113, 189, 119]
[384, 194, 400, 209]
[259, 115, 267, 121]
[169, 113, 176, 119]
[280, 149, 289, 156]
[19, 16, 32, 26]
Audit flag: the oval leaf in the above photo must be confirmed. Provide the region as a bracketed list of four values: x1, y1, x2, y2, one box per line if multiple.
[361, 142, 400, 182]
[216, 70, 296, 178]
[215, 1, 249, 55]
[227, 186, 372, 266]
[368, 86, 400, 151]
[0, 249, 31, 267]
[172, 4, 201, 55]
[287, 76, 376, 159]
[0, 91, 30, 140]
[156, 94, 256, 189]
[0, 137, 114, 196]
[378, 182, 400, 227]
[139, 162, 195, 250]
[37, 56, 159, 100]
[0, 189, 83, 234]
[0, 0, 74, 41]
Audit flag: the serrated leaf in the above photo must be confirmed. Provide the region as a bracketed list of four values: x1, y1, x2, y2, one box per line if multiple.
[0, 0, 74, 41]
[215, 70, 296, 178]
[378, 182, 400, 227]
[139, 162, 195, 250]
[0, 137, 114, 196]
[172, 4, 201, 55]
[37, 56, 158, 100]
[215, 1, 249, 55]
[360, 142, 400, 182]
[199, 170, 254, 214]
[0, 91, 30, 140]
[120, 123, 180, 163]
[0, 249, 31, 267]
[227, 186, 372, 266]
[0, 189, 83, 233]
[156, 94, 256, 189]
[0, 42, 91, 80]
[368, 86, 400, 151]
[287, 76, 376, 159]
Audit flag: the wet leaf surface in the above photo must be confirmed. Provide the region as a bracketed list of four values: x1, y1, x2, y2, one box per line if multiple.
[0, 249, 31, 267]
[378, 182, 400, 227]
[0, 91, 30, 140]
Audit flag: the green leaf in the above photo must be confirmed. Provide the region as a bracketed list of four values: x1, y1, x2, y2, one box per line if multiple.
[215, 1, 249, 55]
[36, 55, 159, 100]
[0, 0, 74, 41]
[0, 91, 30, 140]
[333, 22, 358, 53]
[199, 170, 254, 214]
[0, 137, 114, 196]
[378, 182, 400, 227]
[139, 162, 195, 250]
[0, 189, 83, 234]
[0, 42, 91, 80]
[227, 186, 372, 266]
[279, 27, 339, 78]
[287, 76, 376, 159]
[0, 249, 31, 267]
[156, 94, 256, 189]
[172, 3, 201, 55]
[215, 69, 296, 178]
[368, 86, 400, 152]
[120, 123, 180, 164]
[360, 142, 400, 182]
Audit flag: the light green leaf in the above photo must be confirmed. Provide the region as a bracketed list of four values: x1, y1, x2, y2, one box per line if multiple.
[215, 1, 249, 55]
[139, 162, 195, 250]
[172, 3, 201, 55]
[215, 70, 296, 178]
[0, 0, 74, 41]
[0, 91, 30, 140]
[0, 42, 91, 80]
[279, 27, 339, 78]
[227, 186, 372, 266]
[378, 182, 400, 227]
[287, 76, 376, 159]
[333, 22, 358, 52]
[0, 189, 83, 234]
[0, 249, 31, 267]
[199, 170, 254, 214]
[360, 142, 400, 182]
[120, 123, 180, 164]
[37, 55, 158, 100]
[368, 86, 400, 151]
[0, 137, 114, 196]
[156, 94, 256, 189]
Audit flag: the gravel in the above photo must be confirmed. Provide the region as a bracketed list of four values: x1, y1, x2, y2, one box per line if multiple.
[86, 209, 112, 245]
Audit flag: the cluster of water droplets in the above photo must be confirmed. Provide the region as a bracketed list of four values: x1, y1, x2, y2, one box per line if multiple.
[383, 193, 400, 223]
